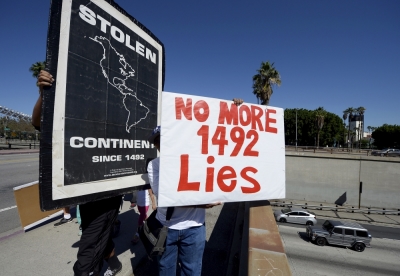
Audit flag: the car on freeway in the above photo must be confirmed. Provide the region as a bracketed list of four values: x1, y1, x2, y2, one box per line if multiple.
[387, 149, 400, 157]
[306, 219, 372, 252]
[274, 207, 317, 226]
[371, 148, 395, 156]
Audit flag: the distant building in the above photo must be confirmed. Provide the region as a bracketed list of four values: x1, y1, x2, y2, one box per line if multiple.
[349, 115, 364, 142]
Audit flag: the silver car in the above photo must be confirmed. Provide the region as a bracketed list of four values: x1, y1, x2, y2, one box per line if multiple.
[306, 220, 372, 252]
[274, 207, 317, 226]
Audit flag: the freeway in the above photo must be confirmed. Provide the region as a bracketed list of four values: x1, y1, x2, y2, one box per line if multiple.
[0, 153, 39, 234]
[279, 224, 400, 275]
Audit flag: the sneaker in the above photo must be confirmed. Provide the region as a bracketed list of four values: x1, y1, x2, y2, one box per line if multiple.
[129, 203, 137, 209]
[54, 217, 73, 227]
[104, 262, 122, 276]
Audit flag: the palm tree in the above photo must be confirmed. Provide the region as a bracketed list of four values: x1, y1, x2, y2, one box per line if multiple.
[356, 106, 366, 148]
[252, 61, 281, 105]
[29, 61, 45, 79]
[343, 107, 355, 149]
[315, 107, 326, 148]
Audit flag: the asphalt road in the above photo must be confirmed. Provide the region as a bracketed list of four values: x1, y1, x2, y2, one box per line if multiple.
[0, 153, 39, 234]
[279, 224, 400, 275]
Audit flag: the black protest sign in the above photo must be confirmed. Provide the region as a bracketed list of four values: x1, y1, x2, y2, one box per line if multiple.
[40, 0, 164, 210]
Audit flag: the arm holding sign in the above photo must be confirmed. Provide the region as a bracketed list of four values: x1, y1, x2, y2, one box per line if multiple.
[31, 70, 73, 226]
[232, 98, 244, 106]
[32, 70, 54, 128]
[148, 188, 157, 211]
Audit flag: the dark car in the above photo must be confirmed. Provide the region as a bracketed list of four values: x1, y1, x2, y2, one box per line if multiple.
[387, 149, 400, 157]
[306, 220, 372, 252]
[371, 148, 395, 156]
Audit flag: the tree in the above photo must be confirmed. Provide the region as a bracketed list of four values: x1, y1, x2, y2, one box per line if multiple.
[252, 61, 281, 105]
[343, 107, 355, 148]
[371, 124, 400, 149]
[29, 61, 45, 79]
[355, 106, 366, 148]
[315, 107, 326, 148]
[284, 108, 345, 147]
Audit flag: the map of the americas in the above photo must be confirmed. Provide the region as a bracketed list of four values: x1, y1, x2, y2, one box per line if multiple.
[90, 36, 150, 133]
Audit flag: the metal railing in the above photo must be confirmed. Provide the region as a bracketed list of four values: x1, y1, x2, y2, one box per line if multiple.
[271, 200, 400, 215]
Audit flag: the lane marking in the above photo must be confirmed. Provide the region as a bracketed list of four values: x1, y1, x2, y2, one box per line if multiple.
[0, 206, 17, 213]
[0, 158, 39, 165]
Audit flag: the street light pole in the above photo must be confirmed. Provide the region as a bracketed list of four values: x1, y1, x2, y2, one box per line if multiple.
[295, 109, 298, 151]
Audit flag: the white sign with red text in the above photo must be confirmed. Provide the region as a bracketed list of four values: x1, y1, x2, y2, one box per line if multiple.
[158, 92, 285, 207]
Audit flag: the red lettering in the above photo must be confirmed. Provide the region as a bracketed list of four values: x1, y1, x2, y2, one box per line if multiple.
[230, 127, 245, 156]
[239, 105, 251, 126]
[218, 102, 238, 125]
[240, 167, 260, 193]
[193, 100, 209, 122]
[177, 154, 200, 191]
[175, 97, 192, 120]
[205, 156, 215, 192]
[244, 130, 259, 156]
[217, 166, 237, 192]
[211, 126, 228, 155]
[251, 106, 264, 131]
[197, 125, 209, 154]
[265, 109, 277, 133]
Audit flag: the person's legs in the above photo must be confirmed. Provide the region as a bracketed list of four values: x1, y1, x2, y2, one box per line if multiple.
[178, 224, 206, 276]
[103, 248, 122, 276]
[158, 228, 179, 276]
[137, 205, 149, 227]
[77, 205, 82, 236]
[131, 205, 149, 244]
[73, 196, 122, 276]
[130, 190, 137, 209]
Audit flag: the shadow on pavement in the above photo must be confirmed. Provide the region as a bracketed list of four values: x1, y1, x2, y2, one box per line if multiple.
[297, 231, 310, 243]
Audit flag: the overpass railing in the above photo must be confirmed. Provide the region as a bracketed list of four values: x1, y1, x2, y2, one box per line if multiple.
[271, 200, 400, 215]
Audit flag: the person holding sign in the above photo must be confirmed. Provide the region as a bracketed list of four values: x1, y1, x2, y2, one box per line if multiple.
[147, 125, 227, 275]
[34, 70, 123, 276]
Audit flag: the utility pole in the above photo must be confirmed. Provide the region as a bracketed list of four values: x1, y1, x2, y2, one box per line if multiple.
[295, 109, 298, 151]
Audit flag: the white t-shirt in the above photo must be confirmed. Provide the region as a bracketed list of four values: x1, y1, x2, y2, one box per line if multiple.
[136, 190, 149, 207]
[147, 157, 205, 230]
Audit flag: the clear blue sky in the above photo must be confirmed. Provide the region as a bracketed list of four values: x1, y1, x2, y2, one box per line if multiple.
[1, 0, 399, 130]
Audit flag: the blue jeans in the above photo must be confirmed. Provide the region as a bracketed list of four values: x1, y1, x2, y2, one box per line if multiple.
[159, 224, 206, 276]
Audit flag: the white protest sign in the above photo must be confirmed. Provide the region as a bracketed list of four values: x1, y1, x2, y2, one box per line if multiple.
[158, 92, 285, 207]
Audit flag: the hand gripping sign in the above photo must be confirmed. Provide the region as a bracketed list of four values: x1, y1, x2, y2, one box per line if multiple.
[158, 92, 285, 207]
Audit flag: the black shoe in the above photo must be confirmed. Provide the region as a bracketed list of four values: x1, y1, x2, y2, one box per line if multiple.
[54, 217, 73, 227]
[103, 262, 122, 276]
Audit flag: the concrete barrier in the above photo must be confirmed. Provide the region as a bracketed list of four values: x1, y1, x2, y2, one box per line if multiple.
[286, 152, 400, 209]
[240, 200, 292, 276]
